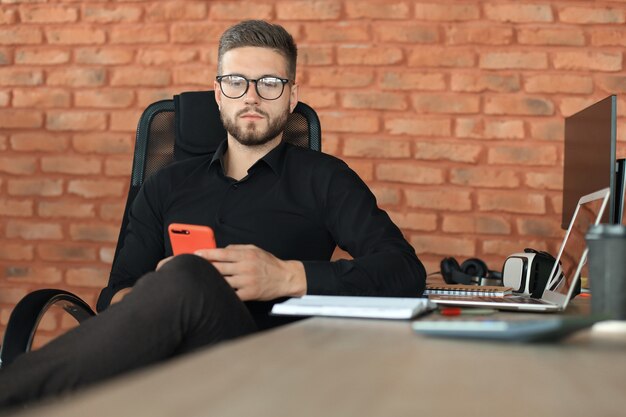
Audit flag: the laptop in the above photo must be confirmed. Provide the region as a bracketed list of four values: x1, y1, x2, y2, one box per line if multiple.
[429, 188, 611, 312]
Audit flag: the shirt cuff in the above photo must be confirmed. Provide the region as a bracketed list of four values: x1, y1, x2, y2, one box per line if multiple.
[302, 260, 339, 295]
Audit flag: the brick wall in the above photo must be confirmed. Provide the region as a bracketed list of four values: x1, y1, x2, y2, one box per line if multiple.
[1, 0, 625, 343]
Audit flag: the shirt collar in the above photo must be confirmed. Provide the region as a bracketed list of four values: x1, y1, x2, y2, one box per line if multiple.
[209, 139, 288, 176]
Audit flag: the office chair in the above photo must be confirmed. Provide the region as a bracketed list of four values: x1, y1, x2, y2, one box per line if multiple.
[0, 91, 321, 368]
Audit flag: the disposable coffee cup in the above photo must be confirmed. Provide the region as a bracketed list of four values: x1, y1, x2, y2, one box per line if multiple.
[585, 224, 626, 320]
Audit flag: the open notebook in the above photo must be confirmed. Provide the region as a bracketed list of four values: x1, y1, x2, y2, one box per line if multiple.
[429, 188, 611, 312]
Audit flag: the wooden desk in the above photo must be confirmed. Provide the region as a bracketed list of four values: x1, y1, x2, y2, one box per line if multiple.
[16, 303, 626, 417]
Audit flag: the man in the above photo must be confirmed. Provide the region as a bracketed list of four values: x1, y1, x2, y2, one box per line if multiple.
[0, 20, 425, 407]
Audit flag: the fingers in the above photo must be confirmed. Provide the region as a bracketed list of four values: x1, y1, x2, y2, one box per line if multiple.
[194, 245, 265, 262]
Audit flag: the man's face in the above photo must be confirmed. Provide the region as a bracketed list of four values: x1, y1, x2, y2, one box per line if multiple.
[215, 47, 298, 147]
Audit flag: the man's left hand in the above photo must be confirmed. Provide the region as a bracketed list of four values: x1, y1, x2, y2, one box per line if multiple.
[194, 245, 306, 301]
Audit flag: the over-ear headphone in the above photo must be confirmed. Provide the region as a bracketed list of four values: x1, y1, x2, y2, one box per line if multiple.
[440, 257, 503, 286]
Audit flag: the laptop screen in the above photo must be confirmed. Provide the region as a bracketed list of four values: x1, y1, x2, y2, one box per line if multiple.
[549, 189, 610, 297]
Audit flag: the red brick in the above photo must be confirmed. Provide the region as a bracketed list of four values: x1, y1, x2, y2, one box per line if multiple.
[345, 0, 410, 19]
[530, 120, 563, 141]
[47, 68, 105, 87]
[100, 202, 125, 221]
[75, 90, 135, 109]
[0, 48, 8, 65]
[484, 120, 525, 140]
[0, 243, 34, 261]
[518, 28, 585, 46]
[485, 3, 554, 23]
[344, 159, 373, 182]
[446, 25, 514, 45]
[82, 5, 142, 23]
[45, 27, 106, 45]
[65, 267, 109, 288]
[0, 198, 33, 216]
[0, 27, 42, 45]
[68, 179, 125, 198]
[138, 49, 197, 66]
[410, 234, 476, 257]
[19, 5, 78, 23]
[319, 112, 379, 133]
[596, 75, 626, 94]
[337, 46, 403, 66]
[136, 89, 179, 107]
[411, 93, 480, 114]
[558, 6, 625, 24]
[455, 117, 485, 139]
[10, 132, 69, 152]
[559, 97, 599, 117]
[46, 111, 106, 131]
[408, 47, 475, 68]
[170, 22, 229, 43]
[414, 141, 481, 163]
[15, 48, 70, 64]
[110, 25, 169, 44]
[6, 220, 63, 240]
[525, 171, 562, 191]
[370, 186, 401, 206]
[278, 1, 340, 20]
[344, 138, 410, 158]
[0, 91, 7, 107]
[37, 243, 97, 262]
[405, 189, 472, 211]
[304, 22, 370, 42]
[443, 214, 511, 235]
[525, 74, 593, 94]
[38, 201, 95, 218]
[553, 51, 622, 72]
[517, 217, 562, 238]
[72, 132, 133, 154]
[13, 88, 71, 107]
[377, 163, 444, 184]
[319, 133, 339, 156]
[0, 156, 36, 174]
[0, 8, 17, 24]
[379, 71, 446, 91]
[451, 73, 520, 93]
[4, 265, 62, 284]
[69, 224, 119, 243]
[0, 109, 42, 128]
[0, 286, 28, 305]
[480, 52, 548, 70]
[308, 68, 374, 88]
[414, 3, 480, 21]
[341, 92, 407, 111]
[451, 167, 519, 188]
[297, 89, 337, 109]
[75, 48, 135, 65]
[482, 239, 549, 257]
[171, 65, 213, 85]
[209, 2, 270, 20]
[385, 118, 451, 136]
[99, 247, 114, 264]
[374, 23, 439, 43]
[111, 67, 170, 87]
[591, 28, 626, 47]
[104, 156, 132, 176]
[0, 68, 43, 86]
[485, 96, 554, 116]
[488, 145, 557, 166]
[387, 211, 437, 232]
[110, 109, 142, 132]
[41, 156, 101, 175]
[477, 191, 546, 214]
[7, 179, 63, 197]
[299, 45, 333, 66]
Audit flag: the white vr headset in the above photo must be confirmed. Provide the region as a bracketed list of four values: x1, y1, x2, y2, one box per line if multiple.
[502, 248, 557, 298]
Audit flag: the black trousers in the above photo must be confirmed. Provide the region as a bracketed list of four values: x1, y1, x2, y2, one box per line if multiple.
[0, 255, 258, 408]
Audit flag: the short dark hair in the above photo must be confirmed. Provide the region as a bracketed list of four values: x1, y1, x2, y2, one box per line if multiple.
[218, 20, 298, 81]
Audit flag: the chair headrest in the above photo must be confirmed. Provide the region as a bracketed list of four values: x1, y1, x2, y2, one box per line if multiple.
[174, 91, 227, 160]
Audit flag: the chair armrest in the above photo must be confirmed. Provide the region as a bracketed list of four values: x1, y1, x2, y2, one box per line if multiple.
[0, 289, 96, 368]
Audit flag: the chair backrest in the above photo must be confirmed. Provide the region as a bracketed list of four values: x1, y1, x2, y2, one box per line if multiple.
[96, 91, 321, 311]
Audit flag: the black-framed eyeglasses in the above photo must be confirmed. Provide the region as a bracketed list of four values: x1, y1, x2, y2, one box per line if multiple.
[216, 75, 290, 101]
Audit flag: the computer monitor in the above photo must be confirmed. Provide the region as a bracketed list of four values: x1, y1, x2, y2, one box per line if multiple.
[562, 95, 625, 228]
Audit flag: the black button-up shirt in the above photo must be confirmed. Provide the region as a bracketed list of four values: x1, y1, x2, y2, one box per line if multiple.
[104, 140, 426, 328]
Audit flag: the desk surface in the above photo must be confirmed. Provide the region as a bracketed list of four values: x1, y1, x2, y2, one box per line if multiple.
[16, 302, 626, 417]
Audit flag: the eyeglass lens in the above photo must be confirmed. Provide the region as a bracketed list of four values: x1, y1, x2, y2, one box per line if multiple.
[219, 76, 286, 100]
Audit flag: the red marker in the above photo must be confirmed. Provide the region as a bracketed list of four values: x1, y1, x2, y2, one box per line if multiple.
[439, 307, 497, 316]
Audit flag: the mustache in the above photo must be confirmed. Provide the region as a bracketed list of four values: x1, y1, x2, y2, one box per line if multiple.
[236, 107, 269, 118]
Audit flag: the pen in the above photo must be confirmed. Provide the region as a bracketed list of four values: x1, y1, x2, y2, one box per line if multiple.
[439, 307, 497, 316]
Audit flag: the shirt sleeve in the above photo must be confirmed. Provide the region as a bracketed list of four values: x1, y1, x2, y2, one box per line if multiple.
[301, 160, 426, 297]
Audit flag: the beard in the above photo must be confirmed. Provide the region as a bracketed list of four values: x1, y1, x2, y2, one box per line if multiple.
[221, 106, 290, 147]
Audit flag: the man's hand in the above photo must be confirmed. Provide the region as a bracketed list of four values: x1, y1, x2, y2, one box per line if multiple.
[194, 244, 306, 301]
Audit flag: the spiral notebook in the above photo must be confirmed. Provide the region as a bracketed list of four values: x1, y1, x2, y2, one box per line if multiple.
[424, 284, 513, 297]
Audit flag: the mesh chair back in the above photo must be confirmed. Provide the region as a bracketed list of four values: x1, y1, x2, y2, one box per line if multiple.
[97, 91, 321, 311]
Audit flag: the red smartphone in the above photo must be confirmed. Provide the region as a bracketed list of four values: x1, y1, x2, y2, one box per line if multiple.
[168, 223, 216, 255]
